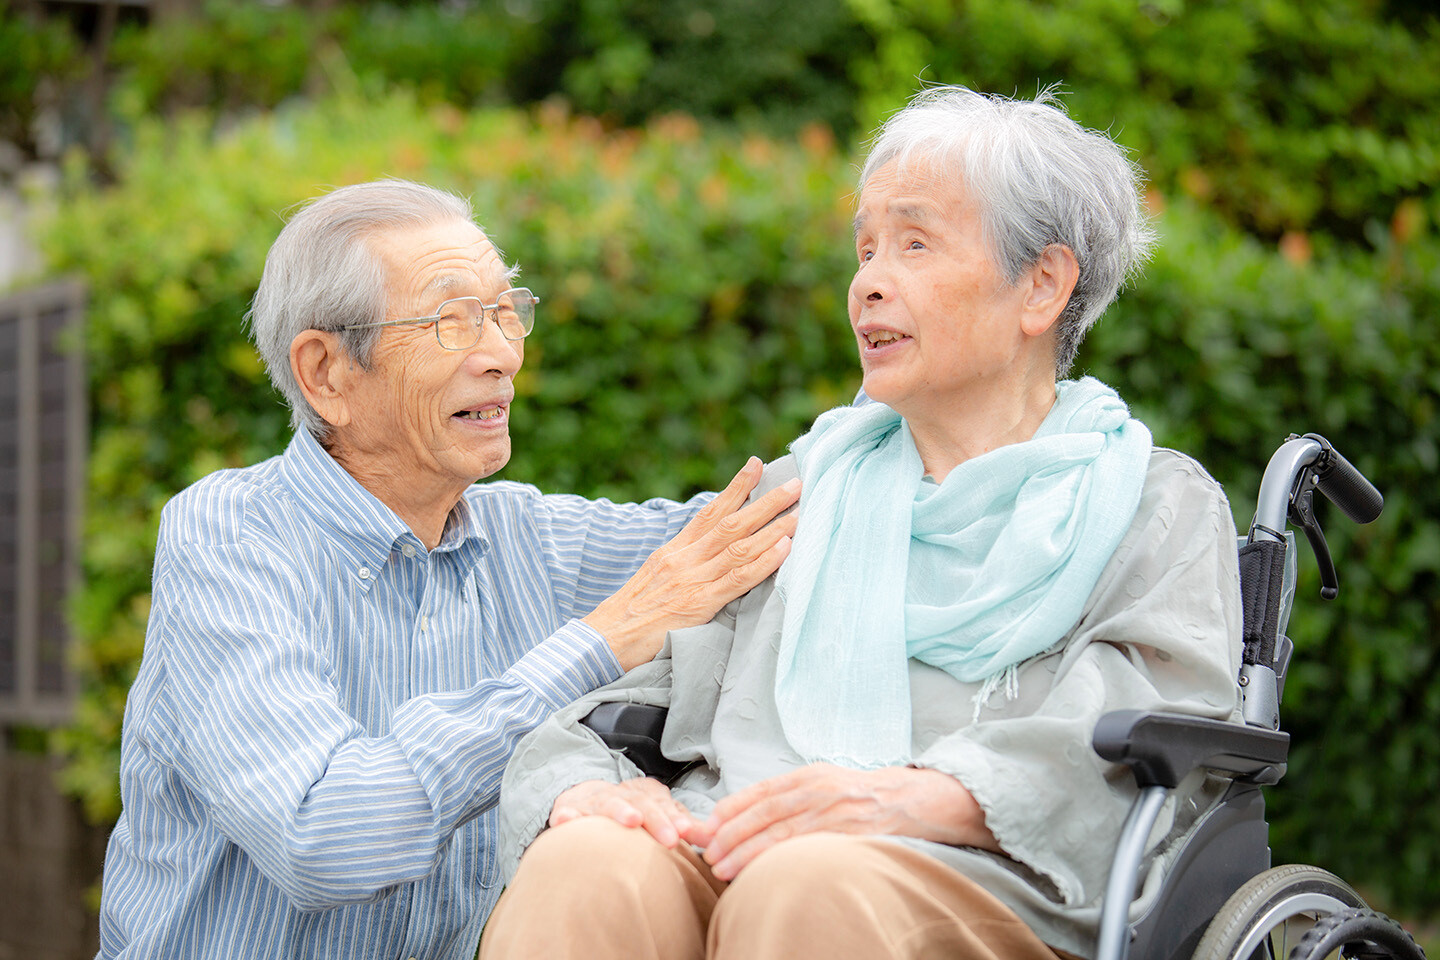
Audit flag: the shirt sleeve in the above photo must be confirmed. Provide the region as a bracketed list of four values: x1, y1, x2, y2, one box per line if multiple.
[131, 509, 625, 913]
[911, 450, 1244, 906]
[524, 488, 714, 621]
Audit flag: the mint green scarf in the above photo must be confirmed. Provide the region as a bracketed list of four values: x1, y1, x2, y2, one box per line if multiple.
[773, 377, 1153, 769]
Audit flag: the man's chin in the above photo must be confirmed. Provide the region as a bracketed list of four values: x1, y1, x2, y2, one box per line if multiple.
[470, 439, 512, 482]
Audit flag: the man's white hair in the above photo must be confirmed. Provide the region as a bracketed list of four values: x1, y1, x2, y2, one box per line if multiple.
[246, 178, 516, 439]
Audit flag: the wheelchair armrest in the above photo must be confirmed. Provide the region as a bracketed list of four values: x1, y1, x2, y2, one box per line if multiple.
[580, 703, 696, 784]
[1092, 710, 1290, 789]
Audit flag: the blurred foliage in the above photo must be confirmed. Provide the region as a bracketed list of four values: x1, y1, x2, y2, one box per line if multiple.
[0, 5, 87, 160]
[96, 0, 863, 135]
[845, 0, 1440, 244]
[9, 0, 1438, 927]
[6, 0, 1435, 248]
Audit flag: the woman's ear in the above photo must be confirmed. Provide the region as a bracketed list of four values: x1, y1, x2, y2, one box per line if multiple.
[290, 330, 354, 430]
[1020, 244, 1080, 338]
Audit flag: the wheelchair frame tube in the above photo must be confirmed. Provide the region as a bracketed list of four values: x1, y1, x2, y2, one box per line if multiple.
[1251, 436, 1324, 542]
[1096, 785, 1170, 960]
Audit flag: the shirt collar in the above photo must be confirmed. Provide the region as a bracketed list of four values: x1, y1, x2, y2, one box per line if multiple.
[277, 428, 486, 574]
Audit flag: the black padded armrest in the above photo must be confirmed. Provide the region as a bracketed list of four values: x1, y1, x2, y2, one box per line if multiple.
[580, 703, 695, 784]
[1092, 710, 1290, 789]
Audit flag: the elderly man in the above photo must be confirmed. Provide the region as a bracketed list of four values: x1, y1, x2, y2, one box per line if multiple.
[95, 179, 799, 959]
[482, 86, 1242, 960]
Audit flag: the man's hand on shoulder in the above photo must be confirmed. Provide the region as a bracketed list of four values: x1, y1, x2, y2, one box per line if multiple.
[584, 457, 800, 670]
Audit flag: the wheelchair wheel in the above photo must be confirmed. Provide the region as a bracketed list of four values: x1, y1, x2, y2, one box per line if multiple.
[1288, 908, 1426, 960]
[1192, 864, 1366, 960]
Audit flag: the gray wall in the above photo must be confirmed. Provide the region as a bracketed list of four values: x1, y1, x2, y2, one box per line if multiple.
[0, 744, 106, 960]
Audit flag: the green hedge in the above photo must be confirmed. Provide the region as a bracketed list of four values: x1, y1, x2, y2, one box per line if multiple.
[11, 0, 1434, 244]
[29, 0, 1426, 245]
[37, 93, 1440, 917]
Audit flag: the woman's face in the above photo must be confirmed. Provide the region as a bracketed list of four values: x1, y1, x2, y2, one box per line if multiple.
[848, 161, 1038, 423]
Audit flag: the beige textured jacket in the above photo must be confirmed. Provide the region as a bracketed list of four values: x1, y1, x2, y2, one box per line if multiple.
[498, 448, 1243, 958]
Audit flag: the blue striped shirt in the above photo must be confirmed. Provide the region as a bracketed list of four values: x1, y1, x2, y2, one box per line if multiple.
[97, 428, 709, 959]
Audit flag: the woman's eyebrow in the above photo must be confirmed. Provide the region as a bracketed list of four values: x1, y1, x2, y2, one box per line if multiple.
[853, 201, 935, 238]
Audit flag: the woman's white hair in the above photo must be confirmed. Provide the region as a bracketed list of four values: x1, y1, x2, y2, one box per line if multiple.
[860, 85, 1157, 375]
[246, 178, 510, 439]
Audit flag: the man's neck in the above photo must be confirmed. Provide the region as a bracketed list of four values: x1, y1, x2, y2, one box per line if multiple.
[321, 439, 466, 551]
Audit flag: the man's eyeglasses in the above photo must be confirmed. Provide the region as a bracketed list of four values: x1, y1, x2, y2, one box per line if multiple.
[342, 287, 539, 350]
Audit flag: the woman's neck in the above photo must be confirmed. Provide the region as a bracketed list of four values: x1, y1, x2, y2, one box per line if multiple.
[903, 379, 1059, 483]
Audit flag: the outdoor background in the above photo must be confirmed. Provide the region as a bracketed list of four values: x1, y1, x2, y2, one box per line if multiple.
[2, 0, 1437, 956]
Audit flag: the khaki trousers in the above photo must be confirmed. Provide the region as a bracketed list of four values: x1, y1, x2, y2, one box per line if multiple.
[479, 817, 1065, 960]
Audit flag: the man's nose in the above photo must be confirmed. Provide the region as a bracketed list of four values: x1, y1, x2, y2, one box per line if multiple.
[463, 323, 524, 376]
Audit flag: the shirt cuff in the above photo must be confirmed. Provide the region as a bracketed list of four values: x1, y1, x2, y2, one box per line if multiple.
[506, 618, 624, 710]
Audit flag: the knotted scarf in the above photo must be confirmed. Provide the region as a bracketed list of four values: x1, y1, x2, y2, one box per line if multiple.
[773, 377, 1153, 768]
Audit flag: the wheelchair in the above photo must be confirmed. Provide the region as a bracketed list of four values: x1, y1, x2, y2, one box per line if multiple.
[584, 432, 1427, 960]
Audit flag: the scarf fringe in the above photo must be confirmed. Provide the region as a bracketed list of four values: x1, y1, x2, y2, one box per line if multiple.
[970, 663, 1022, 723]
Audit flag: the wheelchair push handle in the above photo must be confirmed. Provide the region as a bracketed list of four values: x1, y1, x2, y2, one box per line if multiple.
[1305, 434, 1384, 525]
[1250, 433, 1382, 603]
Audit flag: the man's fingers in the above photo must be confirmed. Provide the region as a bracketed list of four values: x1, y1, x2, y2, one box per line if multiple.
[699, 476, 801, 549]
[674, 466, 800, 557]
[672, 457, 764, 545]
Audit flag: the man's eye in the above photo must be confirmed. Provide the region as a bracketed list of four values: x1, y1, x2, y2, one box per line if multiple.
[859, 249, 874, 262]
[908, 240, 926, 250]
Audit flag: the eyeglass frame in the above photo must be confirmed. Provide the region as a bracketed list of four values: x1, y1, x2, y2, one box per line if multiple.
[340, 286, 540, 349]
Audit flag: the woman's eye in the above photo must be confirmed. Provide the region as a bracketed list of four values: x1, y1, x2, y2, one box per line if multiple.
[908, 240, 926, 250]
[859, 249, 874, 262]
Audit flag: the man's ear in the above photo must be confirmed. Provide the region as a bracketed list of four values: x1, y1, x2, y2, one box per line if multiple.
[290, 330, 355, 430]
[1019, 244, 1080, 338]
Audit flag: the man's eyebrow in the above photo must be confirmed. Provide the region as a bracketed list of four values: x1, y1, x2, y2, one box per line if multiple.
[422, 274, 464, 297]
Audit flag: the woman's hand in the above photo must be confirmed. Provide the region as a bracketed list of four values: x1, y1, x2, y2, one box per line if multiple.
[584, 457, 801, 671]
[549, 779, 703, 849]
[691, 764, 999, 880]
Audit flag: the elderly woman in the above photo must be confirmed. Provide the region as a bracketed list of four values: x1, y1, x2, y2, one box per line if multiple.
[481, 87, 1242, 960]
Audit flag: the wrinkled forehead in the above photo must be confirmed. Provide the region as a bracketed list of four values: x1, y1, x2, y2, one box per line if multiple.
[370, 218, 511, 311]
[853, 157, 974, 232]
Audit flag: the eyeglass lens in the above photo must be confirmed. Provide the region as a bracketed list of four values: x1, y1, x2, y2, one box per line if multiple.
[435, 289, 535, 348]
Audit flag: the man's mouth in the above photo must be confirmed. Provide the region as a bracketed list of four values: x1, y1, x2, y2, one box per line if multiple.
[454, 406, 506, 421]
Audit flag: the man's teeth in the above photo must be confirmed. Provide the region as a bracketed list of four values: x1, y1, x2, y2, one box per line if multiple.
[458, 408, 504, 420]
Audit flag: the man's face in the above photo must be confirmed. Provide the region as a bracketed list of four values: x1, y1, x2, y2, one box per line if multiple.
[337, 218, 523, 503]
[848, 161, 1033, 424]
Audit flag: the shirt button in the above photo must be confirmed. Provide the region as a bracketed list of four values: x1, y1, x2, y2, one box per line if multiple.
[358, 566, 370, 580]
[402, 544, 417, 558]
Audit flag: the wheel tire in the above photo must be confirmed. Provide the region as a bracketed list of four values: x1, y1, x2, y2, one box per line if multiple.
[1192, 864, 1366, 960]
[1289, 908, 1427, 960]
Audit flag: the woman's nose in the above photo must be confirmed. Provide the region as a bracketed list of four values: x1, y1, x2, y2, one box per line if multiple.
[850, 262, 890, 307]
